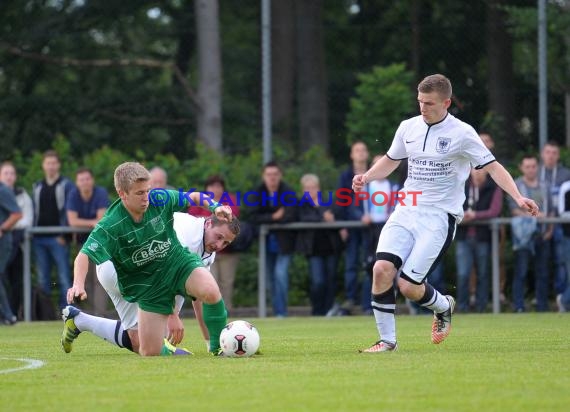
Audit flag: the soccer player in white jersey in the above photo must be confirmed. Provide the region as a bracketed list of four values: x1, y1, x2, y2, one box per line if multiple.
[352, 74, 539, 352]
[61, 212, 239, 355]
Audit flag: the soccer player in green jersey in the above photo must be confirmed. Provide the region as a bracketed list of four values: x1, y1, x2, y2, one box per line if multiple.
[67, 162, 232, 356]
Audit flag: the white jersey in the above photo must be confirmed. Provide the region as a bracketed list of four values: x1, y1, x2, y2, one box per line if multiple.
[387, 113, 495, 218]
[173, 213, 216, 270]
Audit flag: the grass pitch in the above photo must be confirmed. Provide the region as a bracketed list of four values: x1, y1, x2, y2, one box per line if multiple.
[1, 313, 569, 412]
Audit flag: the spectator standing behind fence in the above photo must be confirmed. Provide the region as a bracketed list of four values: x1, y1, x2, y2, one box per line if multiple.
[539, 141, 570, 307]
[65, 167, 110, 315]
[509, 154, 552, 313]
[250, 161, 297, 318]
[336, 141, 370, 315]
[296, 174, 343, 316]
[455, 168, 502, 312]
[556, 179, 570, 312]
[32, 150, 76, 309]
[188, 175, 240, 310]
[0, 161, 33, 319]
[149, 166, 175, 190]
[0, 173, 22, 325]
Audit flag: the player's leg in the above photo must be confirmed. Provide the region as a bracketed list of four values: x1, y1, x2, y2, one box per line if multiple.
[360, 210, 412, 353]
[137, 309, 169, 356]
[400, 210, 456, 344]
[184, 267, 227, 353]
[61, 261, 137, 353]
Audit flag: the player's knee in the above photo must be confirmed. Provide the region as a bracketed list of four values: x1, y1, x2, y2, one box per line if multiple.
[373, 260, 396, 280]
[397, 277, 421, 299]
[138, 346, 160, 356]
[196, 282, 222, 304]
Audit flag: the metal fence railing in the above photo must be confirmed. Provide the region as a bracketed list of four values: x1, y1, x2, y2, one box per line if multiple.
[21, 217, 570, 321]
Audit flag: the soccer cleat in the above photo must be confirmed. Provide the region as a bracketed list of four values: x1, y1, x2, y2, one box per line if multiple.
[61, 306, 82, 353]
[431, 295, 455, 344]
[163, 338, 193, 356]
[359, 340, 398, 353]
[211, 347, 226, 357]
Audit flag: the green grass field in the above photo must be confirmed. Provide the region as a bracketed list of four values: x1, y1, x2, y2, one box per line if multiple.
[1, 314, 569, 412]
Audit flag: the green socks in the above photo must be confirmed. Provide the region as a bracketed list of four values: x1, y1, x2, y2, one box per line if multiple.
[203, 299, 228, 352]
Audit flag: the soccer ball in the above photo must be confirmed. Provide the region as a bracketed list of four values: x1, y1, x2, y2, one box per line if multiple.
[219, 320, 260, 357]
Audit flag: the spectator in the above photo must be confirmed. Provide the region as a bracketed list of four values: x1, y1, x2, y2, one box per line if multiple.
[149, 166, 175, 190]
[188, 175, 241, 310]
[296, 174, 343, 316]
[557, 179, 570, 312]
[0, 161, 33, 319]
[477, 133, 507, 304]
[250, 161, 297, 318]
[455, 167, 503, 312]
[32, 150, 75, 309]
[0, 169, 22, 325]
[337, 140, 370, 315]
[509, 154, 552, 312]
[66, 167, 110, 315]
[539, 141, 570, 306]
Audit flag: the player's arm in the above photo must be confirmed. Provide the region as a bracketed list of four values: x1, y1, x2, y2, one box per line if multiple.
[187, 191, 233, 221]
[166, 295, 186, 345]
[353, 155, 401, 191]
[67, 251, 90, 303]
[485, 161, 539, 216]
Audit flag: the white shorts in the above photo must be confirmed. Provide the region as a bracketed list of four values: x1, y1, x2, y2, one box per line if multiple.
[96, 261, 139, 330]
[375, 205, 457, 284]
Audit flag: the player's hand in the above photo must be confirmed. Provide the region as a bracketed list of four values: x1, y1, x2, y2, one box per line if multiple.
[352, 174, 367, 192]
[214, 205, 233, 222]
[517, 197, 539, 217]
[66, 285, 87, 304]
[166, 313, 185, 345]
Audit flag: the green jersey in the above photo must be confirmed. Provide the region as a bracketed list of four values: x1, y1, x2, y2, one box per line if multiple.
[81, 190, 204, 314]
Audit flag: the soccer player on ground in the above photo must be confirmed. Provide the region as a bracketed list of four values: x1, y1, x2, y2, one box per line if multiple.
[352, 74, 539, 352]
[65, 162, 233, 356]
[61, 213, 239, 355]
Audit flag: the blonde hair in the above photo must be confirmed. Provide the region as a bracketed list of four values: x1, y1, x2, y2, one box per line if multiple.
[300, 173, 320, 188]
[113, 162, 150, 193]
[418, 74, 452, 99]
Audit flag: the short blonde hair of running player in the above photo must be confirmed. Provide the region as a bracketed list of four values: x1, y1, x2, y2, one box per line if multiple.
[114, 162, 151, 193]
[418, 74, 452, 100]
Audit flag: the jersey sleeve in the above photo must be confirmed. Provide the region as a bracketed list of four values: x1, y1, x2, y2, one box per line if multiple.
[386, 121, 408, 160]
[80, 225, 116, 265]
[462, 127, 495, 168]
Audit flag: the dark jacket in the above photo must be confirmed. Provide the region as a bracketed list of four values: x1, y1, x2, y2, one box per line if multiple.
[249, 181, 297, 254]
[337, 166, 367, 221]
[456, 175, 502, 243]
[295, 202, 343, 257]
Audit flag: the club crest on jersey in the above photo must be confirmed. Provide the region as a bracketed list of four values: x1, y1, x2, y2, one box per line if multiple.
[436, 137, 451, 153]
[87, 241, 99, 252]
[132, 239, 172, 265]
[150, 216, 165, 233]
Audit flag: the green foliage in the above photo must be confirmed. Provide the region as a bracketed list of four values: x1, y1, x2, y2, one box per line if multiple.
[345, 63, 415, 153]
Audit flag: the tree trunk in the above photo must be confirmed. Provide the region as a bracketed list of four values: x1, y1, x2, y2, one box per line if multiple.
[409, 0, 422, 77]
[486, 0, 516, 155]
[271, 0, 296, 145]
[295, 0, 329, 153]
[195, 0, 222, 151]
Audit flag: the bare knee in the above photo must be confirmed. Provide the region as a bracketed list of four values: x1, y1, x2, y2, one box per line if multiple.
[397, 277, 423, 300]
[373, 260, 397, 281]
[138, 346, 161, 356]
[128, 329, 140, 354]
[196, 283, 222, 304]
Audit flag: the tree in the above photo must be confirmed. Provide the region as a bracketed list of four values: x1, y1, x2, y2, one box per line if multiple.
[295, 0, 329, 153]
[195, 0, 223, 151]
[345, 63, 415, 153]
